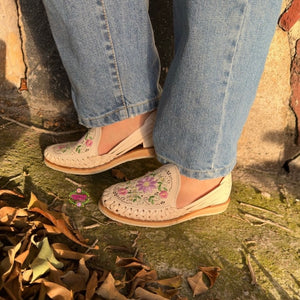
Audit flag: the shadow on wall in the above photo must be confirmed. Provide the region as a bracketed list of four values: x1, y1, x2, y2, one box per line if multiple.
[0, 39, 29, 154]
[19, 0, 71, 103]
[15, 0, 174, 126]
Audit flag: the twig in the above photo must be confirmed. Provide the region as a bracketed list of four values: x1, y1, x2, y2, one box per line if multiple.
[65, 177, 86, 187]
[47, 192, 63, 208]
[244, 213, 292, 233]
[131, 231, 141, 248]
[239, 201, 283, 217]
[230, 214, 252, 224]
[83, 223, 101, 230]
[0, 115, 83, 136]
[246, 254, 257, 285]
[85, 239, 99, 254]
[1, 174, 22, 188]
[0, 120, 13, 128]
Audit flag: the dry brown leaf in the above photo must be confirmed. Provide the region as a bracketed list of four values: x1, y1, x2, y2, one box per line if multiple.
[46, 265, 65, 286]
[77, 258, 90, 283]
[128, 269, 158, 297]
[0, 242, 22, 284]
[22, 270, 32, 282]
[61, 270, 87, 293]
[112, 169, 128, 181]
[187, 271, 208, 297]
[157, 276, 182, 288]
[134, 287, 169, 300]
[28, 193, 93, 248]
[52, 243, 94, 261]
[95, 273, 128, 300]
[85, 271, 99, 300]
[15, 249, 30, 265]
[0, 190, 24, 198]
[35, 278, 73, 300]
[199, 266, 221, 288]
[115, 256, 150, 270]
[0, 207, 22, 225]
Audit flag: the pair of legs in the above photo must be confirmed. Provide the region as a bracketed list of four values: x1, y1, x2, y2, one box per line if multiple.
[42, 0, 281, 225]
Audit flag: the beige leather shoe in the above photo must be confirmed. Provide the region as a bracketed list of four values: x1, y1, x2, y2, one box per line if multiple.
[99, 164, 232, 227]
[44, 112, 156, 175]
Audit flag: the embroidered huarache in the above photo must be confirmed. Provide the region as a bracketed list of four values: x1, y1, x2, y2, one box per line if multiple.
[44, 112, 156, 175]
[99, 164, 232, 227]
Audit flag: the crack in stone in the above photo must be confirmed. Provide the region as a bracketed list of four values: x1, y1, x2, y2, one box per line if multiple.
[14, 0, 28, 88]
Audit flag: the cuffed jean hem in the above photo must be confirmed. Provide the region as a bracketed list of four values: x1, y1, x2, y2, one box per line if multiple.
[77, 96, 160, 128]
[156, 153, 236, 180]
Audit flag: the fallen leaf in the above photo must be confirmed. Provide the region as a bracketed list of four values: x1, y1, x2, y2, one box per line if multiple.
[28, 193, 93, 248]
[30, 237, 64, 283]
[115, 256, 151, 271]
[134, 287, 169, 300]
[52, 243, 94, 261]
[157, 276, 182, 288]
[15, 249, 30, 265]
[112, 169, 128, 181]
[128, 269, 157, 297]
[61, 270, 87, 293]
[199, 266, 221, 288]
[0, 190, 24, 198]
[35, 278, 73, 300]
[187, 271, 208, 297]
[146, 277, 181, 298]
[85, 271, 98, 300]
[95, 273, 127, 300]
[0, 241, 22, 285]
[2, 264, 23, 300]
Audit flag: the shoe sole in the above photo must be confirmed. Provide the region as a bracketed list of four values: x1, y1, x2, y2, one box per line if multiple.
[98, 198, 230, 228]
[44, 147, 155, 175]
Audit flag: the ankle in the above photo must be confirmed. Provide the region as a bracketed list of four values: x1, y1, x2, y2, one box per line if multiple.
[98, 112, 152, 155]
[176, 175, 223, 209]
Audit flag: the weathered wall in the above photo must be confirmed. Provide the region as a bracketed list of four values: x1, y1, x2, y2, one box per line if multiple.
[0, 0, 25, 92]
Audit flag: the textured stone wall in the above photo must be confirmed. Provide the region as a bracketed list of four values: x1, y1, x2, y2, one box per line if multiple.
[0, 0, 25, 93]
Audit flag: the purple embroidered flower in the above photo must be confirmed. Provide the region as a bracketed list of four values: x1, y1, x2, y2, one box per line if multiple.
[85, 139, 93, 147]
[159, 191, 168, 199]
[136, 176, 157, 193]
[118, 187, 128, 195]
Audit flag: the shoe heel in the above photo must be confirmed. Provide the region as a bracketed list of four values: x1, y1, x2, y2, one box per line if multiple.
[142, 132, 154, 148]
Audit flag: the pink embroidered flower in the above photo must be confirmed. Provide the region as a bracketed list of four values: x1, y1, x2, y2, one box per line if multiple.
[136, 176, 157, 193]
[57, 144, 67, 150]
[159, 190, 168, 198]
[85, 139, 93, 147]
[118, 188, 128, 195]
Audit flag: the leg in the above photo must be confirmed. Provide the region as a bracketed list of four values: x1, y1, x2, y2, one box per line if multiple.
[154, 0, 282, 207]
[100, 0, 282, 227]
[42, 0, 160, 173]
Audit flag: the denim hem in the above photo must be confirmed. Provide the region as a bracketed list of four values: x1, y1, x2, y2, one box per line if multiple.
[156, 153, 235, 180]
[78, 96, 160, 128]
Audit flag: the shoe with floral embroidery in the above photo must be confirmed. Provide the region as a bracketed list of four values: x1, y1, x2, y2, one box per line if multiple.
[99, 164, 232, 227]
[44, 112, 156, 175]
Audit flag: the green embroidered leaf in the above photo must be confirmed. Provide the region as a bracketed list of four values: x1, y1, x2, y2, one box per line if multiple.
[148, 196, 155, 204]
[76, 145, 81, 153]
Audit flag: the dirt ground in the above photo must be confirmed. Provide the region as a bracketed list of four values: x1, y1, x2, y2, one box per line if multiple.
[0, 117, 300, 299]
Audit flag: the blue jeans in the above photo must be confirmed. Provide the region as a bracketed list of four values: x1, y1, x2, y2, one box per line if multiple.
[43, 0, 281, 180]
